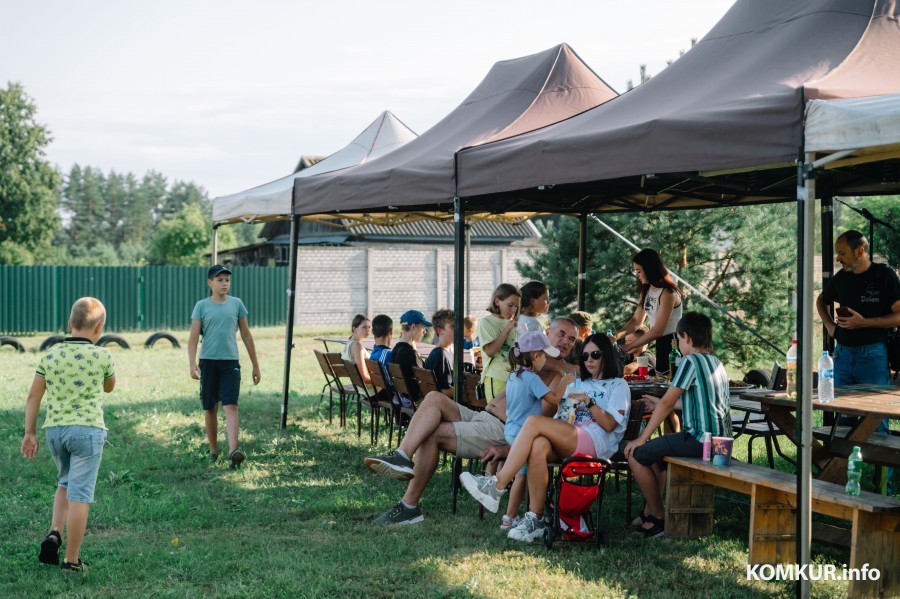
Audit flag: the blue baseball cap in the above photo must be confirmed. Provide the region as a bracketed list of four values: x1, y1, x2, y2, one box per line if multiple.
[400, 310, 432, 327]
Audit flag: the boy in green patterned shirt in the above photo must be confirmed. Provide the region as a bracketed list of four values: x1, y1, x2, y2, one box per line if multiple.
[21, 297, 116, 572]
[623, 311, 731, 538]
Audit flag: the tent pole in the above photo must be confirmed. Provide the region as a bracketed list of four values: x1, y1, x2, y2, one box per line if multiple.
[795, 157, 815, 599]
[453, 198, 466, 394]
[280, 215, 300, 429]
[211, 225, 219, 265]
[465, 222, 472, 316]
[821, 194, 834, 353]
[577, 213, 587, 310]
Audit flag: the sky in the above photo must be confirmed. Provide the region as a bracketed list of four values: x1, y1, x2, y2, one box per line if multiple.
[1, 1, 734, 200]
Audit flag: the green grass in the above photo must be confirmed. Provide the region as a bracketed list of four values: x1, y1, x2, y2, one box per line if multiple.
[0, 327, 888, 598]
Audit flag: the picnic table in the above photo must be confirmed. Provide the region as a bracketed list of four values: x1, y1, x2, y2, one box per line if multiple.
[738, 385, 900, 484]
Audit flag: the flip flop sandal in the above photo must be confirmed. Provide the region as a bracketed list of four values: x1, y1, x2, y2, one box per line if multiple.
[39, 531, 61, 565]
[630, 512, 649, 531]
[638, 514, 665, 539]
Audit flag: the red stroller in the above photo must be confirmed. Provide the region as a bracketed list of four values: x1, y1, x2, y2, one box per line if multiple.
[542, 454, 610, 549]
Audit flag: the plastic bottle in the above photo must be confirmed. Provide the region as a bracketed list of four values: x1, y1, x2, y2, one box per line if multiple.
[668, 345, 681, 380]
[701, 432, 712, 461]
[817, 350, 834, 403]
[785, 339, 798, 398]
[845, 446, 862, 496]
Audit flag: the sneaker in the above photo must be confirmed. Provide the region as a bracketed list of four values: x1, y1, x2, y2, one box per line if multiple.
[372, 501, 424, 526]
[507, 511, 547, 542]
[459, 472, 506, 513]
[61, 559, 86, 573]
[364, 451, 415, 480]
[38, 531, 61, 565]
[499, 515, 521, 531]
[230, 449, 245, 468]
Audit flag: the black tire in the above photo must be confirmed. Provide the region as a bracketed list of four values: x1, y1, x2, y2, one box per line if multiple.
[144, 331, 181, 349]
[542, 526, 555, 549]
[39, 335, 66, 352]
[0, 335, 25, 352]
[743, 368, 771, 388]
[97, 334, 131, 349]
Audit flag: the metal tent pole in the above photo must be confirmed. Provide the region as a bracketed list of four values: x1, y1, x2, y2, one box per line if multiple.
[211, 225, 219, 265]
[280, 215, 300, 429]
[577, 213, 588, 310]
[453, 198, 466, 393]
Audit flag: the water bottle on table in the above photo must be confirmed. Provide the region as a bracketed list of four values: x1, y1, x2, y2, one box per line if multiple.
[817, 350, 834, 403]
[845, 446, 862, 496]
[785, 338, 798, 398]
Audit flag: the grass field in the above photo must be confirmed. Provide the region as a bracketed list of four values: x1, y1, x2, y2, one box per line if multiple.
[0, 326, 888, 598]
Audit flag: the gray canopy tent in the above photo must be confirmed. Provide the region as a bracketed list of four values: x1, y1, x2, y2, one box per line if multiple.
[453, 1, 900, 597]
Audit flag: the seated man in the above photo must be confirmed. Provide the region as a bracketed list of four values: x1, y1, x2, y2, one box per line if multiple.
[364, 316, 578, 525]
[390, 310, 430, 406]
[369, 314, 393, 367]
[623, 325, 657, 375]
[424, 309, 454, 397]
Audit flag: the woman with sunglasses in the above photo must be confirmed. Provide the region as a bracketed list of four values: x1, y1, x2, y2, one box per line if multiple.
[616, 248, 683, 376]
[460, 334, 630, 543]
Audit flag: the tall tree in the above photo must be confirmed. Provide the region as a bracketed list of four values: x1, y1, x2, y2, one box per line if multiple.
[148, 203, 234, 266]
[0, 82, 60, 264]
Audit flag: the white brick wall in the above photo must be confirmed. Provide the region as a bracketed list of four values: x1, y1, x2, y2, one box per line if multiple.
[294, 243, 539, 325]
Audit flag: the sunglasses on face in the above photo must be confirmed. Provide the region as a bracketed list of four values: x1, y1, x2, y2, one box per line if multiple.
[581, 350, 603, 361]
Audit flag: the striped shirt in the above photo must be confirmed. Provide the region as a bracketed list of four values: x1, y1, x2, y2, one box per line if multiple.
[670, 353, 731, 441]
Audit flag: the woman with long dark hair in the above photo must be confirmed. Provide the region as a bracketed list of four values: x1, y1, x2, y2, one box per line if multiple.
[616, 249, 683, 375]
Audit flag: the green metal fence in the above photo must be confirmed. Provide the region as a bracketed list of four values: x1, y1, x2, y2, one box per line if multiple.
[0, 266, 288, 334]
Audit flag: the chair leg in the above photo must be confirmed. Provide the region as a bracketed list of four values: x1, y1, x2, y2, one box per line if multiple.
[357, 397, 363, 439]
[763, 434, 775, 469]
[626, 469, 633, 525]
[451, 457, 462, 514]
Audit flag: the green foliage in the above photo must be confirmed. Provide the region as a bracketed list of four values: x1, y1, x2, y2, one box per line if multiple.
[836, 196, 900, 268]
[519, 204, 798, 371]
[0, 82, 61, 264]
[148, 203, 235, 265]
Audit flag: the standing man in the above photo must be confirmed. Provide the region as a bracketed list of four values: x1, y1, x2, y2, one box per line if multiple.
[816, 230, 900, 433]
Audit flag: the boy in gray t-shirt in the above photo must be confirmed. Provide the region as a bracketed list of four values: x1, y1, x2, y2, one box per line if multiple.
[187, 265, 261, 468]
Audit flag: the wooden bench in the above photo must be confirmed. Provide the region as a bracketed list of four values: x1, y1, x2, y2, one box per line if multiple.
[812, 426, 900, 468]
[664, 456, 900, 598]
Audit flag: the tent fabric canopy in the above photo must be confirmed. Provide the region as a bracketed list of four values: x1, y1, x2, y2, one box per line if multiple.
[211, 110, 417, 224]
[455, 0, 900, 209]
[805, 93, 900, 154]
[292, 43, 618, 217]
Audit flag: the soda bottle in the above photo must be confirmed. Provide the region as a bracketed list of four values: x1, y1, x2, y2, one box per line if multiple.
[785, 339, 798, 398]
[817, 350, 834, 403]
[845, 446, 862, 496]
[668, 345, 680, 380]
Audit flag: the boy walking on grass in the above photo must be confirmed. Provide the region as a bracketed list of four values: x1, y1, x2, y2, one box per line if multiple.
[21, 297, 116, 572]
[623, 311, 731, 538]
[188, 264, 261, 468]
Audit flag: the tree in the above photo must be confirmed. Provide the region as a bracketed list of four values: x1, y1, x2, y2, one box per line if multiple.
[148, 203, 235, 266]
[835, 196, 900, 268]
[0, 82, 60, 264]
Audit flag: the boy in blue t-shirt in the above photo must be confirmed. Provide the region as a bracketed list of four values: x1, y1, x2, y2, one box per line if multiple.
[188, 265, 260, 468]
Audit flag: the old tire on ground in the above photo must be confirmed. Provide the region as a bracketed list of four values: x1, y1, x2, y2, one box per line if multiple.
[144, 331, 180, 349]
[0, 335, 26, 352]
[743, 368, 771, 388]
[97, 334, 131, 349]
[39, 335, 66, 351]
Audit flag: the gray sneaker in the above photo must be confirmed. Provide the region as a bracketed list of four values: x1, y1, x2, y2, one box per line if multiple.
[507, 511, 547, 542]
[372, 502, 424, 526]
[459, 472, 506, 513]
[364, 451, 415, 480]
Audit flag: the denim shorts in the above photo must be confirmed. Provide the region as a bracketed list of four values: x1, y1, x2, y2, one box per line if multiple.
[45, 425, 107, 503]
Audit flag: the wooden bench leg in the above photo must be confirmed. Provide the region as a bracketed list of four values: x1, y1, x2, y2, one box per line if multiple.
[848, 511, 899, 598]
[665, 463, 714, 537]
[748, 485, 795, 565]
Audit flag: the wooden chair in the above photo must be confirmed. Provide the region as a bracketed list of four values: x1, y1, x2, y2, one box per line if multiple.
[462, 372, 487, 410]
[326, 352, 360, 428]
[386, 362, 418, 442]
[313, 349, 342, 424]
[451, 372, 489, 515]
[365, 359, 395, 446]
[412, 366, 443, 399]
[607, 398, 647, 524]
[343, 359, 376, 443]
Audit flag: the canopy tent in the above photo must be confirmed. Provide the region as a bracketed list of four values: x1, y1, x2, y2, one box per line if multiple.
[292, 43, 619, 220]
[805, 92, 900, 156]
[211, 110, 417, 225]
[454, 0, 900, 213]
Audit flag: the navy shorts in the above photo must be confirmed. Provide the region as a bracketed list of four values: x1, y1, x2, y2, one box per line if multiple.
[633, 431, 703, 468]
[199, 359, 241, 410]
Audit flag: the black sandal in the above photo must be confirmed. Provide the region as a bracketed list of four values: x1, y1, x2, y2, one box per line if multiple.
[39, 530, 61, 565]
[630, 512, 649, 531]
[637, 514, 665, 538]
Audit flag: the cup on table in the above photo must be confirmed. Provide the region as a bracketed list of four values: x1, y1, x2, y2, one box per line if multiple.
[636, 356, 650, 377]
[712, 436, 733, 467]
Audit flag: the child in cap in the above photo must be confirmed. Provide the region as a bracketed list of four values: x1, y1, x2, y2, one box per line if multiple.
[187, 264, 261, 468]
[499, 330, 574, 531]
[21, 297, 116, 572]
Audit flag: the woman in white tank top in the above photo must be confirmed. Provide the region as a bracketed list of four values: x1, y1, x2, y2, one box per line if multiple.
[615, 249, 683, 375]
[342, 314, 372, 385]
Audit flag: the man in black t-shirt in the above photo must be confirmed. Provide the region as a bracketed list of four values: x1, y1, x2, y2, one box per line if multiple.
[390, 310, 431, 406]
[816, 230, 900, 432]
[424, 309, 454, 397]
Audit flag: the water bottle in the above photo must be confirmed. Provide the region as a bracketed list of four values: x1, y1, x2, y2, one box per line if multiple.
[845, 446, 862, 496]
[785, 339, 798, 398]
[668, 346, 680, 380]
[817, 350, 834, 403]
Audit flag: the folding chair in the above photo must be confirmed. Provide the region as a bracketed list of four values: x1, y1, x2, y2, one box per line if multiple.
[452, 372, 489, 515]
[343, 358, 376, 443]
[606, 399, 647, 524]
[412, 366, 443, 399]
[326, 352, 360, 428]
[364, 359, 395, 447]
[386, 362, 418, 442]
[314, 349, 343, 424]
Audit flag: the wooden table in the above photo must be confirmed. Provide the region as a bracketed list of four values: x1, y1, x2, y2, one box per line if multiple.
[738, 385, 900, 484]
[314, 336, 436, 359]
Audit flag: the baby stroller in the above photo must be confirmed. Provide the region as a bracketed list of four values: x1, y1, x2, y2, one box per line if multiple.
[542, 454, 610, 549]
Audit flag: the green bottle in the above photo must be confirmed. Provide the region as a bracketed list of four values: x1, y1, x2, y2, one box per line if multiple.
[668, 345, 680, 379]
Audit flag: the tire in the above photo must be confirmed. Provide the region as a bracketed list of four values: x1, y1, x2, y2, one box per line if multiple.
[0, 335, 25, 352]
[743, 368, 771, 388]
[96, 334, 131, 349]
[39, 335, 66, 351]
[144, 331, 181, 349]
[542, 526, 555, 549]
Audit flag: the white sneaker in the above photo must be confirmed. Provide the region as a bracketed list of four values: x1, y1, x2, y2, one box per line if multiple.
[500, 514, 521, 531]
[507, 511, 547, 542]
[459, 472, 506, 513]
